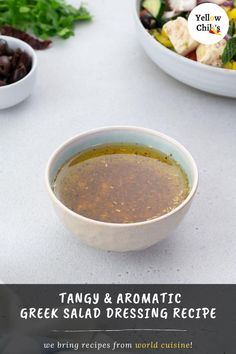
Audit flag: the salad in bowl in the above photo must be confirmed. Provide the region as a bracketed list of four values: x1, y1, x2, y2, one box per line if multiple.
[139, 0, 236, 70]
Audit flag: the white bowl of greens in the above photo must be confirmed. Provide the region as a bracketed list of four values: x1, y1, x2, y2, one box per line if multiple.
[134, 0, 236, 97]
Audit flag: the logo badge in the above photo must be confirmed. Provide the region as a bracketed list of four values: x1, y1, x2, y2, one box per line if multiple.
[188, 3, 229, 45]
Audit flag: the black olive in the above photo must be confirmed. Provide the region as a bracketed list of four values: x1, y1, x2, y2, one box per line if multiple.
[0, 41, 31, 86]
[140, 10, 157, 29]
[11, 63, 27, 83]
[0, 56, 11, 76]
[6, 46, 14, 56]
[11, 48, 22, 69]
[0, 39, 8, 56]
[19, 51, 32, 71]
[0, 79, 7, 86]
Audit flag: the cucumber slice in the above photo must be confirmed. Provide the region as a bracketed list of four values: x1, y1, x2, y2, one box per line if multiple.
[142, 0, 165, 20]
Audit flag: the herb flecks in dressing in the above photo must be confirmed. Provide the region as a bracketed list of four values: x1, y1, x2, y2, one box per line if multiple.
[53, 143, 189, 223]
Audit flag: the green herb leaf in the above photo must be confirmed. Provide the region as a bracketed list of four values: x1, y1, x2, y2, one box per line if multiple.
[222, 38, 236, 64]
[228, 20, 235, 37]
[19, 6, 30, 14]
[0, 0, 92, 40]
[58, 27, 72, 38]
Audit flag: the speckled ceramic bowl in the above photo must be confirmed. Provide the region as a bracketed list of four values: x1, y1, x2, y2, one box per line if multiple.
[134, 0, 236, 98]
[46, 126, 198, 252]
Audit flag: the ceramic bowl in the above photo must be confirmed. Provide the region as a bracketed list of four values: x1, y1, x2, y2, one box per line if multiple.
[0, 36, 37, 109]
[134, 0, 236, 98]
[46, 126, 198, 252]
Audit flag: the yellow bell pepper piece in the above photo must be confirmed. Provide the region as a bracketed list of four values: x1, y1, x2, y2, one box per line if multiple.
[161, 29, 169, 38]
[223, 61, 233, 69]
[229, 8, 236, 20]
[152, 30, 173, 48]
[232, 61, 236, 70]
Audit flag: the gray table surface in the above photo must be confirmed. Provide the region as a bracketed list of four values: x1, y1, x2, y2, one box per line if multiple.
[0, 0, 236, 284]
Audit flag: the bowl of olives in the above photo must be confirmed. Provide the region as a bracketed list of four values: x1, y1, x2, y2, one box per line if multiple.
[0, 36, 37, 109]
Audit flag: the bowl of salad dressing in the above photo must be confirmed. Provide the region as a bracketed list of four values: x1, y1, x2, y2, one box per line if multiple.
[46, 126, 198, 251]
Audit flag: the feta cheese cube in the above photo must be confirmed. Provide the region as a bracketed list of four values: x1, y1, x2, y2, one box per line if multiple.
[163, 17, 199, 56]
[196, 40, 227, 67]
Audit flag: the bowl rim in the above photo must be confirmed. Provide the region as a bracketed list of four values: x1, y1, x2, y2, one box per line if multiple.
[45, 126, 199, 228]
[135, 0, 236, 76]
[0, 35, 37, 89]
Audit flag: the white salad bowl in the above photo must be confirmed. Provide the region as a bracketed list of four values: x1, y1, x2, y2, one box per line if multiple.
[46, 126, 198, 252]
[134, 0, 236, 98]
[0, 36, 37, 109]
